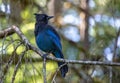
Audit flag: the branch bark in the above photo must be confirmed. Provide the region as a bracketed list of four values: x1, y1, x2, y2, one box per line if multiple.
[43, 57, 47, 83]
[0, 28, 15, 38]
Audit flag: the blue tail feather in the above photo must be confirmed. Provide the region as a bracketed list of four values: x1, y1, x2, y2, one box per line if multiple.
[53, 50, 68, 77]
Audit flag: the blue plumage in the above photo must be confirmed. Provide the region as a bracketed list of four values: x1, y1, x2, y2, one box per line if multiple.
[34, 13, 68, 77]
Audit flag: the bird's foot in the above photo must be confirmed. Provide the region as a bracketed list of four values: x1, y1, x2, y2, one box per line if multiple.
[42, 53, 49, 59]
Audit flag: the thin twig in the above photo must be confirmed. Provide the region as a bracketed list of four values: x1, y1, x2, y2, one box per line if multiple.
[1, 42, 22, 82]
[0, 31, 8, 83]
[11, 49, 27, 83]
[113, 27, 120, 60]
[109, 66, 112, 83]
[71, 65, 93, 83]
[110, 27, 120, 83]
[43, 57, 47, 83]
[51, 63, 67, 83]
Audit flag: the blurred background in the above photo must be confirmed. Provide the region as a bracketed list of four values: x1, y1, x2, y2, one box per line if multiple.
[0, 0, 120, 83]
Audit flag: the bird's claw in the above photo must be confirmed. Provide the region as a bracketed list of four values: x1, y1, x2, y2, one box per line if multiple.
[42, 53, 49, 59]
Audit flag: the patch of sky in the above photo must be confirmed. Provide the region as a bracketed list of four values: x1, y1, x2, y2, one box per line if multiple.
[109, 17, 115, 27]
[89, 17, 95, 26]
[104, 47, 113, 61]
[109, 17, 120, 29]
[101, 15, 109, 22]
[62, 26, 80, 42]
[117, 36, 120, 48]
[114, 19, 120, 29]
[94, 14, 102, 22]
[89, 0, 95, 8]
[63, 9, 80, 25]
[0, 3, 10, 14]
[91, 66, 104, 78]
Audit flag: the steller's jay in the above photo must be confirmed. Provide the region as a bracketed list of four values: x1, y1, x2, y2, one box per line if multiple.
[34, 13, 68, 77]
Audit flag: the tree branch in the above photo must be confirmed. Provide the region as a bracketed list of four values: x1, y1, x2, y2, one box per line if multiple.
[0, 27, 15, 38]
[11, 49, 27, 83]
[43, 57, 47, 83]
[1, 25, 120, 67]
[0, 42, 22, 82]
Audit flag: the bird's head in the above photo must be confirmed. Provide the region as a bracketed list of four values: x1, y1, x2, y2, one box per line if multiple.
[34, 13, 53, 24]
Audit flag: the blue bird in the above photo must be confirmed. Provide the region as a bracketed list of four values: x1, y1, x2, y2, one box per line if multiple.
[34, 13, 68, 77]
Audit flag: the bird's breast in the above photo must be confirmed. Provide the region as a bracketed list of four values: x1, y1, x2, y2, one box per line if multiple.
[36, 31, 54, 52]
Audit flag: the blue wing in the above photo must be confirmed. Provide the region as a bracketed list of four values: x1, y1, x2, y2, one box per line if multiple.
[46, 28, 62, 50]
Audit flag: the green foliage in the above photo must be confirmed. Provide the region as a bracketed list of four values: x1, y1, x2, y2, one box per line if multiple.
[89, 23, 116, 57]
[4, 61, 57, 83]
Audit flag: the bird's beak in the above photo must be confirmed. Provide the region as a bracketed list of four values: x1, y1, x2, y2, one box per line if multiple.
[47, 16, 54, 20]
